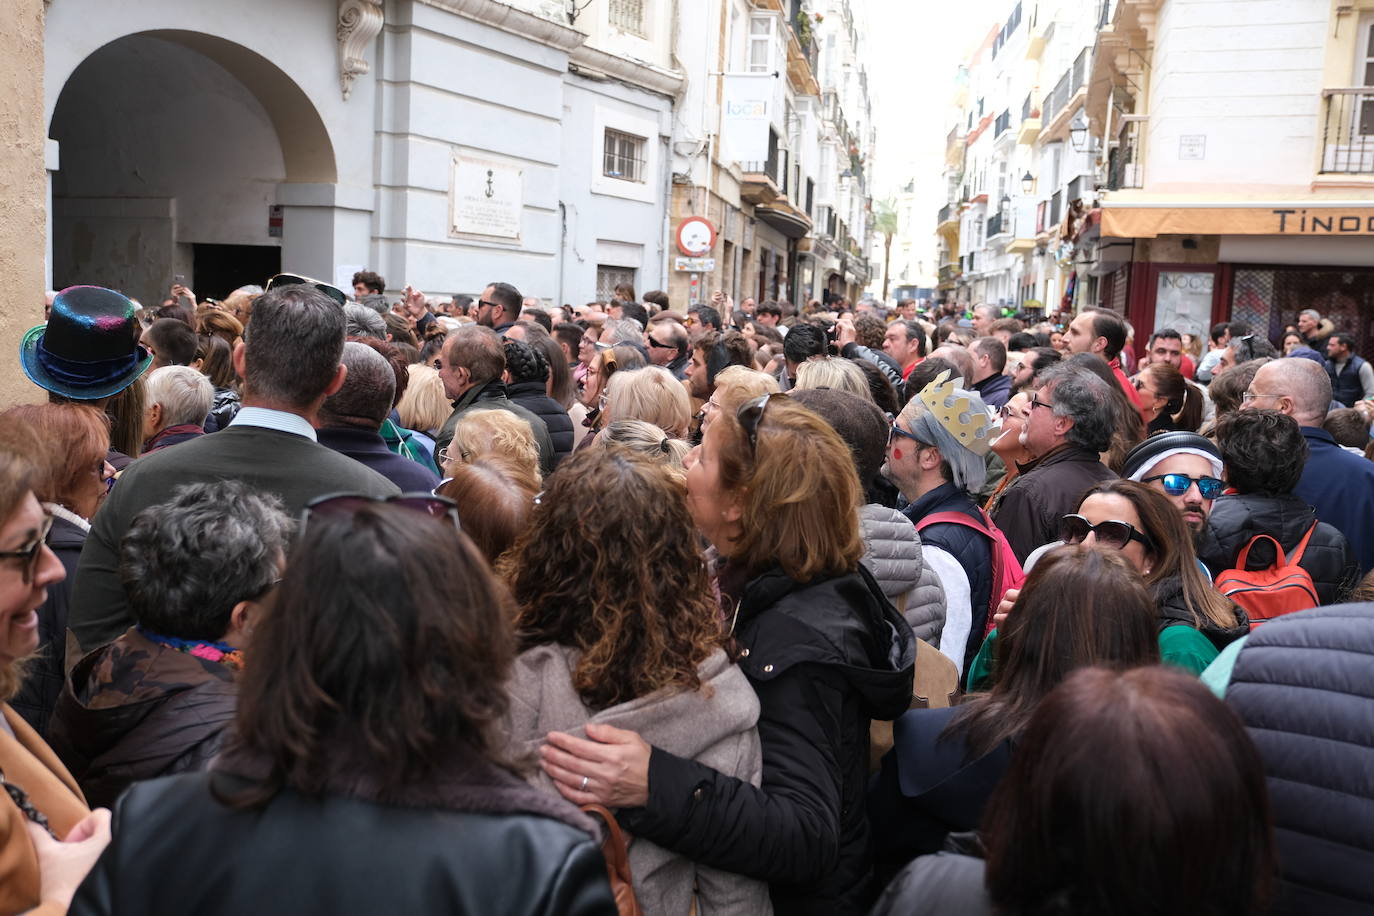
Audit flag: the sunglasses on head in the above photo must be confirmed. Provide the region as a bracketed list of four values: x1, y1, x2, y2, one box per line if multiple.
[301, 492, 461, 535]
[0, 511, 54, 585]
[1142, 473, 1225, 500]
[737, 392, 787, 458]
[1059, 514, 1154, 552]
[266, 273, 348, 307]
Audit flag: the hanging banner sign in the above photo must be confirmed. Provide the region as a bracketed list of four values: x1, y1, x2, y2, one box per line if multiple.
[719, 74, 774, 163]
[1103, 204, 1374, 238]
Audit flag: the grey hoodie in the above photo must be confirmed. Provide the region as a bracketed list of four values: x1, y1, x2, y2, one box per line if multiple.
[504, 646, 772, 916]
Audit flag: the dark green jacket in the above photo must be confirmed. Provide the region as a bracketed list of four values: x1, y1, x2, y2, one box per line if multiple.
[70, 425, 398, 650]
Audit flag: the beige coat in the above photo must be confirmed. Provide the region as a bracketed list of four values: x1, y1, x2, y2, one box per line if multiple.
[0, 704, 89, 916]
[505, 646, 772, 916]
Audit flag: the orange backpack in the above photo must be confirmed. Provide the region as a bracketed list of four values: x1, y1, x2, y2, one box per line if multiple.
[1214, 523, 1320, 626]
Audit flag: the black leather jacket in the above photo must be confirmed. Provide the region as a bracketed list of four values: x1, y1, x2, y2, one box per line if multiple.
[71, 763, 616, 916]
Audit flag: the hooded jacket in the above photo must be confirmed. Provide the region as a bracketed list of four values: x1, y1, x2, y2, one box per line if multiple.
[618, 565, 915, 915]
[1197, 493, 1358, 607]
[504, 646, 770, 916]
[47, 628, 238, 809]
[859, 504, 947, 646]
[506, 379, 575, 467]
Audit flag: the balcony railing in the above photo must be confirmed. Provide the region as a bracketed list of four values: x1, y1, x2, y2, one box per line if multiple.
[938, 203, 953, 224]
[1021, 93, 1032, 122]
[1043, 69, 1072, 126]
[938, 264, 959, 284]
[1071, 48, 1089, 94]
[1067, 175, 1086, 206]
[1319, 88, 1374, 174]
[1049, 190, 1063, 228]
[994, 110, 1011, 136]
[1105, 116, 1146, 189]
[986, 211, 1005, 237]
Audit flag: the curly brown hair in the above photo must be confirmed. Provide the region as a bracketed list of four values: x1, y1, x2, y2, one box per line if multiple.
[501, 448, 723, 710]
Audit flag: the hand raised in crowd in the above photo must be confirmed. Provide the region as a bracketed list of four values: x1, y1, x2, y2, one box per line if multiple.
[992, 587, 1020, 631]
[27, 808, 113, 908]
[170, 284, 196, 306]
[836, 317, 858, 347]
[540, 723, 652, 808]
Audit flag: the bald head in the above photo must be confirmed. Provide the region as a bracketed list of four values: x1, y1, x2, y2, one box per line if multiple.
[929, 345, 975, 384]
[1249, 358, 1332, 426]
[320, 341, 395, 430]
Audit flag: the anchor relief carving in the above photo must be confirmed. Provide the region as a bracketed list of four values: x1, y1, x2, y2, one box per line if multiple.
[338, 0, 384, 100]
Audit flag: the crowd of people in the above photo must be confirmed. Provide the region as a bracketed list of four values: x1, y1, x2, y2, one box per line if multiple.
[3, 274, 1374, 915]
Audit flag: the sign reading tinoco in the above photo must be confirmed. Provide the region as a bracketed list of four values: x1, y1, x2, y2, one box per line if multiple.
[450, 155, 523, 240]
[1102, 205, 1374, 239]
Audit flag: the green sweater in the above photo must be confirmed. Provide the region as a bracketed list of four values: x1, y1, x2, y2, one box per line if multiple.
[70, 425, 399, 650]
[966, 624, 1219, 690]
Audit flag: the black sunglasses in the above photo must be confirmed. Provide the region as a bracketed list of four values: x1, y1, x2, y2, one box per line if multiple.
[0, 511, 53, 585]
[1142, 473, 1225, 500]
[301, 492, 461, 535]
[647, 337, 678, 350]
[737, 393, 787, 458]
[1059, 514, 1155, 552]
[266, 273, 348, 307]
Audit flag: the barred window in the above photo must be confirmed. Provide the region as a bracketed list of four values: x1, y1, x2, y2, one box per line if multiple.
[603, 129, 646, 183]
[610, 0, 646, 37]
[597, 265, 636, 301]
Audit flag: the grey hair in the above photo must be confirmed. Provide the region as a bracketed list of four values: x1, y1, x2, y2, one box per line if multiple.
[603, 317, 645, 345]
[119, 480, 291, 641]
[345, 303, 386, 340]
[598, 419, 690, 469]
[1261, 357, 1333, 424]
[144, 365, 214, 428]
[1299, 308, 1321, 321]
[320, 341, 396, 429]
[897, 389, 990, 493]
[794, 357, 872, 400]
[1038, 363, 1115, 453]
[243, 284, 346, 408]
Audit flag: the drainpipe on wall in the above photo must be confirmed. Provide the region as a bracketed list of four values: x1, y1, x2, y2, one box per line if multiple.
[558, 201, 567, 310]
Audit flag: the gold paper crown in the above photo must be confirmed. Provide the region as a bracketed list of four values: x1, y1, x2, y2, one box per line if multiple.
[915, 369, 1001, 457]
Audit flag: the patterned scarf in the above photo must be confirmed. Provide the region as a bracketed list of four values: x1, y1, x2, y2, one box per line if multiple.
[138, 627, 245, 671]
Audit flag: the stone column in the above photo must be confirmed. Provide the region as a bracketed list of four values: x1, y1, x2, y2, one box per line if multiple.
[0, 0, 46, 407]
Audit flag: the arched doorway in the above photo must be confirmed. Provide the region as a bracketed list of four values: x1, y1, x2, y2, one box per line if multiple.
[49, 31, 336, 307]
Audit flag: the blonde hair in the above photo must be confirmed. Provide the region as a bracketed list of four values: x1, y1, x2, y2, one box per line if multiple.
[398, 364, 451, 434]
[597, 419, 691, 469]
[794, 356, 871, 400]
[712, 365, 780, 415]
[449, 409, 541, 486]
[604, 366, 692, 438]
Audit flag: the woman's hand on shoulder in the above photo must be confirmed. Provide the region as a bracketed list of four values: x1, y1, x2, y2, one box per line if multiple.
[540, 723, 652, 808]
[28, 807, 112, 907]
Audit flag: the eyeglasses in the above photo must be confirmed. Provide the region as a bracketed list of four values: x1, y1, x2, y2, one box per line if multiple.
[1059, 514, 1155, 552]
[998, 402, 1028, 421]
[1029, 395, 1053, 411]
[888, 420, 926, 448]
[1142, 473, 1225, 500]
[738, 393, 787, 458]
[1241, 391, 1287, 403]
[0, 511, 54, 585]
[265, 273, 348, 307]
[301, 492, 461, 535]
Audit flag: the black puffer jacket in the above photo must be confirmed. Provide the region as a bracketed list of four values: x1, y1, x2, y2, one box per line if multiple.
[70, 749, 616, 916]
[11, 512, 85, 737]
[1225, 604, 1374, 915]
[507, 379, 574, 467]
[1197, 493, 1358, 606]
[618, 564, 916, 915]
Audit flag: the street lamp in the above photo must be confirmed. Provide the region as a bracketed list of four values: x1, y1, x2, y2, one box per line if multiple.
[1021, 171, 1034, 194]
[1069, 111, 1089, 151]
[999, 194, 1010, 214]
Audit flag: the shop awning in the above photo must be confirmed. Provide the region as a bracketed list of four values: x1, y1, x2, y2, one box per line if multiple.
[1102, 201, 1374, 239]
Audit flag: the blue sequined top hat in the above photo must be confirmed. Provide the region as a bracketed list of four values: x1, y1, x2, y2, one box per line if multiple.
[20, 286, 153, 401]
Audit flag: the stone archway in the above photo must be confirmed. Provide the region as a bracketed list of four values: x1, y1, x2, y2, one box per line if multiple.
[49, 31, 337, 306]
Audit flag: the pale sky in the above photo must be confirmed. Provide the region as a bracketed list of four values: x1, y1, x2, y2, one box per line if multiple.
[861, 0, 1008, 281]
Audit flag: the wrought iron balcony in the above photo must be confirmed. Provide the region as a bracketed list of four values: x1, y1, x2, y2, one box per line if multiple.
[1320, 89, 1374, 174]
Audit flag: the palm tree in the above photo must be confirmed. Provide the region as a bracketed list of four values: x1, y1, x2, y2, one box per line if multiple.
[873, 197, 899, 303]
